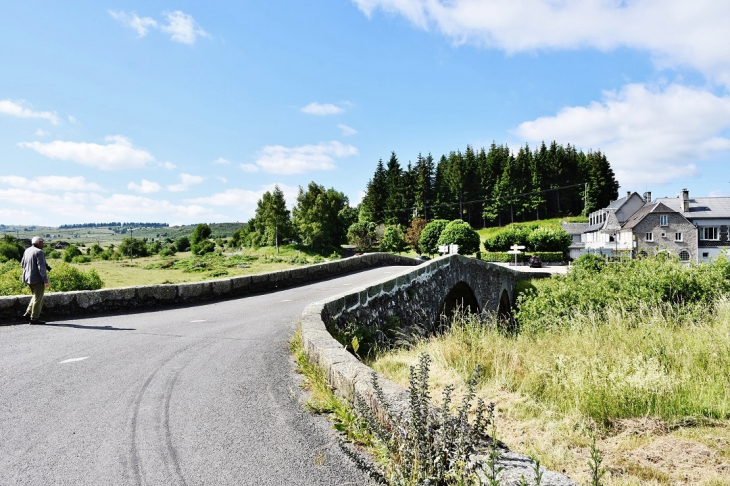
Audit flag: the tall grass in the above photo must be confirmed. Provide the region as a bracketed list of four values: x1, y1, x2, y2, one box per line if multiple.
[373, 299, 730, 426]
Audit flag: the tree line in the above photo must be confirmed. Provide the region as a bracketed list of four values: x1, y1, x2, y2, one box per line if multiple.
[359, 141, 619, 228]
[59, 222, 169, 229]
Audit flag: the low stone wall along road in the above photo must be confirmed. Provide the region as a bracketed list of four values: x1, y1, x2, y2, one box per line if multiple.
[0, 267, 408, 485]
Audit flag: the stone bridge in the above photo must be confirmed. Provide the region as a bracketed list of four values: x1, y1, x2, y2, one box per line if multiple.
[321, 254, 541, 347]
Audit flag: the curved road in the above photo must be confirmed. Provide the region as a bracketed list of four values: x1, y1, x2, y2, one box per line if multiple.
[0, 266, 404, 485]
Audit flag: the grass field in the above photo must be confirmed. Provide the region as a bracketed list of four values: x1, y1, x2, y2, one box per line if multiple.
[369, 304, 730, 485]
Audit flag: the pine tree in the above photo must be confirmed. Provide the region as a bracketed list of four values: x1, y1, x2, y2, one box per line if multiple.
[359, 159, 387, 223]
[384, 152, 404, 224]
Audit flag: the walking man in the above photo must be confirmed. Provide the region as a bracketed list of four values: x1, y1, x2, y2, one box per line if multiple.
[21, 236, 50, 324]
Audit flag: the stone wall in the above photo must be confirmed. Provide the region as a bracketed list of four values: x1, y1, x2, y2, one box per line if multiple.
[300, 254, 576, 485]
[0, 253, 419, 322]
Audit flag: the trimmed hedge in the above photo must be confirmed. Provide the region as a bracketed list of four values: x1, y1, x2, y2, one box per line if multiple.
[481, 251, 564, 263]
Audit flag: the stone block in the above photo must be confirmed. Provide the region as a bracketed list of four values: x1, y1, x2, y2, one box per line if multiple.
[230, 275, 252, 292]
[178, 281, 212, 300]
[212, 278, 232, 296]
[367, 284, 382, 299]
[0, 296, 18, 311]
[138, 284, 177, 303]
[75, 290, 104, 309]
[44, 291, 76, 310]
[344, 292, 359, 309]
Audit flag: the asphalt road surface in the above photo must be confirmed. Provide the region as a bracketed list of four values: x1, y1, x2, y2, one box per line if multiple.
[0, 266, 405, 485]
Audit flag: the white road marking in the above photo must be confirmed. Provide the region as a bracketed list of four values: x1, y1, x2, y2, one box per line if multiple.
[190, 319, 207, 323]
[59, 357, 89, 364]
[281, 299, 292, 302]
[342, 283, 352, 286]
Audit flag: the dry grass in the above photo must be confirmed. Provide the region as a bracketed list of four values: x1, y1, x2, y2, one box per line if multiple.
[66, 252, 308, 288]
[370, 304, 730, 485]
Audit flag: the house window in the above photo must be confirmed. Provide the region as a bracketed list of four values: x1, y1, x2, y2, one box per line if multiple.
[660, 215, 668, 226]
[700, 227, 719, 240]
[646, 232, 654, 242]
[703, 252, 709, 259]
[675, 233, 683, 242]
[679, 250, 690, 262]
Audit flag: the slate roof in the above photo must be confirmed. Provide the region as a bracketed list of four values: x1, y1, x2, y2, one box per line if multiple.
[561, 222, 588, 235]
[655, 197, 730, 219]
[621, 202, 684, 230]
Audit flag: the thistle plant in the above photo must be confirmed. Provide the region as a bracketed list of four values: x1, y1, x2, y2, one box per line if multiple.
[355, 352, 492, 485]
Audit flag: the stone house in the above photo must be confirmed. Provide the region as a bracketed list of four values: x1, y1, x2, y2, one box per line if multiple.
[654, 189, 730, 263]
[618, 201, 697, 262]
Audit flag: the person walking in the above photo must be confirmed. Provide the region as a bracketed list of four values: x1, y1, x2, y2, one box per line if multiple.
[21, 236, 50, 324]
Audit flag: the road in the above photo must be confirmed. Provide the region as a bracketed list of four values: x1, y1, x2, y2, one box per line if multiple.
[0, 266, 403, 485]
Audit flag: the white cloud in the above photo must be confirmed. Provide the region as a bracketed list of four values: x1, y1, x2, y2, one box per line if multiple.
[212, 157, 231, 165]
[254, 141, 358, 174]
[35, 129, 49, 136]
[127, 179, 161, 194]
[188, 183, 299, 214]
[18, 135, 155, 170]
[67, 115, 77, 124]
[0, 175, 105, 192]
[159, 161, 177, 170]
[214, 176, 228, 183]
[353, 0, 730, 86]
[338, 124, 358, 136]
[301, 102, 344, 116]
[239, 163, 259, 173]
[108, 10, 158, 37]
[0, 99, 59, 124]
[514, 83, 730, 186]
[167, 173, 204, 192]
[109, 10, 209, 45]
[160, 11, 211, 44]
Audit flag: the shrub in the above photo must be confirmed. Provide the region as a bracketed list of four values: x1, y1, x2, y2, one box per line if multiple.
[526, 227, 572, 253]
[380, 225, 407, 254]
[72, 255, 91, 264]
[483, 225, 531, 252]
[405, 218, 428, 254]
[117, 237, 149, 258]
[48, 262, 103, 292]
[191, 240, 215, 256]
[347, 222, 378, 252]
[418, 220, 449, 256]
[481, 251, 563, 263]
[159, 248, 176, 257]
[175, 236, 191, 252]
[62, 245, 82, 262]
[89, 243, 103, 256]
[437, 220, 480, 255]
[0, 236, 26, 263]
[190, 223, 212, 245]
[46, 249, 61, 259]
[0, 260, 26, 296]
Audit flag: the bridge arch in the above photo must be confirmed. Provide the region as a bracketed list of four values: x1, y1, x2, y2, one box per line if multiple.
[440, 281, 480, 319]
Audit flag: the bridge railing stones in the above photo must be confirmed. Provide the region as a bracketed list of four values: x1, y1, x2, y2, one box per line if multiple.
[0, 253, 419, 323]
[300, 254, 576, 486]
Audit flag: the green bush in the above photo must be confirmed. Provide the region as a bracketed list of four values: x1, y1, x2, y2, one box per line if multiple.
[159, 248, 176, 257]
[192, 240, 215, 256]
[118, 237, 148, 258]
[175, 236, 191, 252]
[481, 251, 563, 263]
[62, 245, 82, 262]
[380, 225, 407, 254]
[46, 249, 61, 259]
[483, 225, 532, 252]
[89, 243, 103, 256]
[418, 219, 450, 256]
[516, 254, 730, 334]
[526, 227, 572, 253]
[0, 236, 25, 263]
[48, 262, 103, 292]
[0, 260, 26, 295]
[0, 260, 104, 296]
[190, 223, 212, 245]
[347, 221, 379, 252]
[72, 255, 91, 264]
[437, 220, 480, 255]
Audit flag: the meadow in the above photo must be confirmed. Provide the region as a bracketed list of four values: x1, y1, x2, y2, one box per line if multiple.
[369, 255, 730, 485]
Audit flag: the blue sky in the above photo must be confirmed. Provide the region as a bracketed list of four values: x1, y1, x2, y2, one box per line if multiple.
[2, 1, 730, 226]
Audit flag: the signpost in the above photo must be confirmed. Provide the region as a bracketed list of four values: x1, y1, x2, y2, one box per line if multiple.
[507, 244, 525, 266]
[438, 244, 460, 255]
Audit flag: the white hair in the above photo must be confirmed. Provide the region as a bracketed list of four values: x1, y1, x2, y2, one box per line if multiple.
[31, 236, 44, 245]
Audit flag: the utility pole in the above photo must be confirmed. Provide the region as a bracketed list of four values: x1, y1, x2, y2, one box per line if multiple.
[584, 182, 588, 216]
[129, 227, 133, 262]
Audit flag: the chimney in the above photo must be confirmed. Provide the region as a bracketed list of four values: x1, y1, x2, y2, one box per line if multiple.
[643, 191, 652, 203]
[681, 188, 689, 212]
[626, 191, 631, 199]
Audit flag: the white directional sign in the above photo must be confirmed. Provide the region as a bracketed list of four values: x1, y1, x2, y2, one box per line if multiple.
[508, 244, 525, 265]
